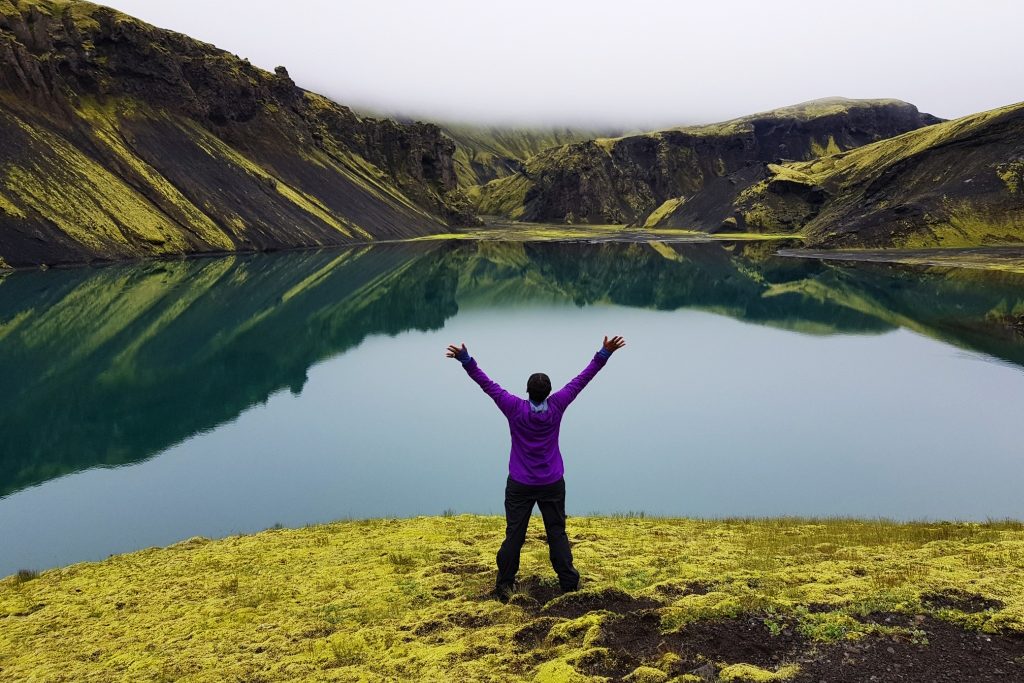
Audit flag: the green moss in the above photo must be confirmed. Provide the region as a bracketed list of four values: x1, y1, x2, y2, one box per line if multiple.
[474, 174, 533, 218]
[3, 0, 108, 30]
[184, 120, 360, 239]
[810, 135, 842, 157]
[623, 665, 669, 682]
[0, 191, 25, 219]
[644, 197, 685, 228]
[1, 516, 1022, 680]
[1, 106, 198, 257]
[895, 200, 1024, 249]
[996, 161, 1024, 194]
[535, 658, 602, 682]
[719, 663, 800, 681]
[442, 124, 609, 188]
[797, 610, 866, 642]
[74, 97, 236, 251]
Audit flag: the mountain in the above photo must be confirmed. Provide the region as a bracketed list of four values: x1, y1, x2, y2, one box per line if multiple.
[440, 124, 619, 188]
[648, 101, 1024, 248]
[0, 0, 475, 268]
[473, 98, 941, 225]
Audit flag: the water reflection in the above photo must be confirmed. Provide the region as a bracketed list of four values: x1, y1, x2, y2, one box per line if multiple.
[1, 240, 1023, 500]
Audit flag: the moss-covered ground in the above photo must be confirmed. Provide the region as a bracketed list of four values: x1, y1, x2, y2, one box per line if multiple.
[2, 516, 1022, 681]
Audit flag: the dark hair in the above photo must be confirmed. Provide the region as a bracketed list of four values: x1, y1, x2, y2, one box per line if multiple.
[527, 373, 551, 403]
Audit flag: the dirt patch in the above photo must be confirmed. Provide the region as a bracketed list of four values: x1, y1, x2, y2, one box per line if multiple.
[593, 610, 670, 659]
[654, 580, 713, 599]
[921, 589, 1004, 613]
[512, 616, 561, 646]
[449, 611, 494, 629]
[515, 575, 563, 609]
[676, 613, 808, 670]
[575, 610, 809, 680]
[541, 588, 661, 619]
[577, 609, 683, 678]
[793, 616, 1024, 682]
[521, 608, 1024, 682]
[412, 619, 444, 636]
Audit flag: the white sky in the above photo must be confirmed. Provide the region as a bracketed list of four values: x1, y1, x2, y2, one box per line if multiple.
[101, 0, 1024, 128]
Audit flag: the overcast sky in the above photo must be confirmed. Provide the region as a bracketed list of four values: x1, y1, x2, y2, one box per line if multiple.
[102, 0, 1023, 128]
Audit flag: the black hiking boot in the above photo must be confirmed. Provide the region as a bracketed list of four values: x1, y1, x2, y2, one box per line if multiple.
[492, 583, 515, 603]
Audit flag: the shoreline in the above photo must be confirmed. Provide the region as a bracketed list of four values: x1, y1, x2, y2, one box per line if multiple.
[6, 229, 1024, 276]
[778, 246, 1024, 274]
[3, 515, 1022, 681]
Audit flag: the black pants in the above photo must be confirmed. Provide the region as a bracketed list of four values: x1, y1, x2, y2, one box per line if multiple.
[496, 476, 580, 592]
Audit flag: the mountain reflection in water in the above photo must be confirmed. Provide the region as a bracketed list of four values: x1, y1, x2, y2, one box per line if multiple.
[2, 241, 1024, 498]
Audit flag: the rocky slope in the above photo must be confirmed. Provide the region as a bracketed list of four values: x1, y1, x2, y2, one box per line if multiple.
[650, 101, 1024, 248]
[474, 98, 940, 225]
[441, 124, 618, 188]
[0, 0, 473, 267]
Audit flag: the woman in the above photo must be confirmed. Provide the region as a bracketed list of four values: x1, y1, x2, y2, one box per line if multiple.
[446, 335, 626, 600]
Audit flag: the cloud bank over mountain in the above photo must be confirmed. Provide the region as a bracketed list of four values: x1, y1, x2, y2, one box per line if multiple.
[103, 0, 1024, 127]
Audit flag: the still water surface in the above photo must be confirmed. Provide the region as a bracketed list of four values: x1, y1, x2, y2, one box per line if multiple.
[2, 240, 1023, 575]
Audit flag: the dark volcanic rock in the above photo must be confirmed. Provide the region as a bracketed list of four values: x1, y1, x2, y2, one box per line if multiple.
[476, 98, 940, 226]
[652, 101, 1024, 248]
[792, 615, 1024, 683]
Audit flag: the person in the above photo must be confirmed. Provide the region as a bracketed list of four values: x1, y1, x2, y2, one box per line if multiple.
[445, 335, 626, 600]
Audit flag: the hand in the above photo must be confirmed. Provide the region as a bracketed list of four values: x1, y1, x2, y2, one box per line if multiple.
[602, 335, 626, 353]
[446, 343, 470, 362]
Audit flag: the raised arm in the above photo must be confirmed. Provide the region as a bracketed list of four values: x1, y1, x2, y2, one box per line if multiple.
[446, 343, 520, 417]
[549, 336, 626, 410]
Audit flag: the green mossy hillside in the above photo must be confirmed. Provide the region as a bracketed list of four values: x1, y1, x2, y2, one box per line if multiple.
[442, 125, 619, 189]
[1, 516, 1022, 681]
[0, 0, 472, 267]
[651, 101, 1024, 248]
[474, 98, 939, 226]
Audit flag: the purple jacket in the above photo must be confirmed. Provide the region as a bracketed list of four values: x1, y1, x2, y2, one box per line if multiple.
[462, 350, 610, 485]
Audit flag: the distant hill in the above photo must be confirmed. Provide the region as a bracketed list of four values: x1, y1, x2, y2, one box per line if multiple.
[440, 124, 620, 188]
[474, 98, 941, 225]
[648, 101, 1024, 248]
[0, 0, 474, 267]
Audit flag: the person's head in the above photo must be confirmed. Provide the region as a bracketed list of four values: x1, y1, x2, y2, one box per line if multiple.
[527, 372, 551, 403]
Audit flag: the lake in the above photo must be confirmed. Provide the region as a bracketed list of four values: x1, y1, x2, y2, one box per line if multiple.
[2, 239, 1023, 576]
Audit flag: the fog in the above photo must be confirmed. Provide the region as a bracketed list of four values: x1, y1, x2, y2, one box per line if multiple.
[102, 0, 1023, 128]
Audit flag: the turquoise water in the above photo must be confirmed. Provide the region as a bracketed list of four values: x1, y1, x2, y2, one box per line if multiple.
[1, 240, 1023, 575]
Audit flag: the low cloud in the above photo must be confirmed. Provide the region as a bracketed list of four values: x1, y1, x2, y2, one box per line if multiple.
[104, 0, 1024, 127]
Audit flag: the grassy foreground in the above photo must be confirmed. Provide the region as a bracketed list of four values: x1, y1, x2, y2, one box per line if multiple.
[2, 516, 1023, 682]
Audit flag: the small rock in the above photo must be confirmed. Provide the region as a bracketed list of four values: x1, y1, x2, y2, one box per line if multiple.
[689, 662, 716, 682]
